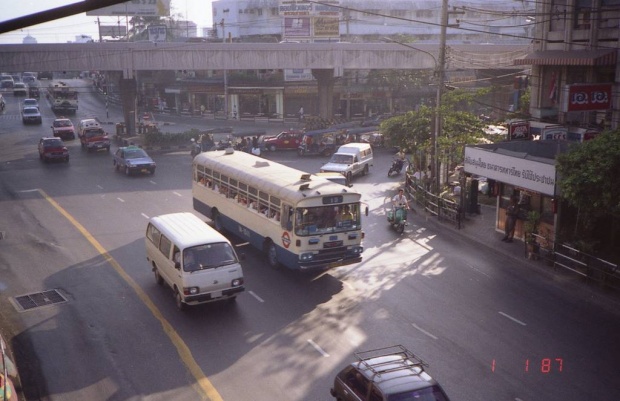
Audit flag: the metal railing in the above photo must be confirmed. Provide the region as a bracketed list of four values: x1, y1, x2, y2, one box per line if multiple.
[405, 179, 461, 229]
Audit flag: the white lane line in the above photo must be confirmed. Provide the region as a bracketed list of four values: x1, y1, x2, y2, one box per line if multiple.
[96, 185, 103, 190]
[466, 262, 491, 278]
[248, 291, 264, 303]
[141, 213, 150, 219]
[173, 191, 182, 197]
[499, 311, 527, 326]
[117, 197, 125, 203]
[149, 180, 156, 185]
[412, 323, 438, 340]
[307, 339, 330, 357]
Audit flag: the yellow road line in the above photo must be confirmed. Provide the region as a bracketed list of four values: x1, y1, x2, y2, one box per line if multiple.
[39, 189, 222, 401]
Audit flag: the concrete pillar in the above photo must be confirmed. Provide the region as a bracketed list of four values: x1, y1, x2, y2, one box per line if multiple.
[275, 91, 284, 119]
[119, 78, 137, 136]
[312, 69, 335, 119]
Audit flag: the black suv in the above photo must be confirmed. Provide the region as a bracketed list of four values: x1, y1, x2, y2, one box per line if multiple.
[331, 345, 451, 401]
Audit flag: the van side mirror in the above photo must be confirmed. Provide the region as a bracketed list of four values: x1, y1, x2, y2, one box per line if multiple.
[175, 261, 181, 270]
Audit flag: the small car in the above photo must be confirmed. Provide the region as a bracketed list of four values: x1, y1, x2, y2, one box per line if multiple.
[22, 98, 39, 109]
[1, 76, 14, 89]
[51, 118, 76, 140]
[260, 130, 304, 151]
[331, 345, 451, 401]
[113, 146, 156, 175]
[38, 137, 69, 163]
[13, 82, 28, 96]
[22, 106, 42, 124]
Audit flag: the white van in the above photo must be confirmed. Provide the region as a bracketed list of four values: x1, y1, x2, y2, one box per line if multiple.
[145, 212, 244, 310]
[320, 143, 373, 185]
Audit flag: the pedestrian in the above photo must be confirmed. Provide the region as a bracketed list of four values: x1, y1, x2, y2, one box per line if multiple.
[298, 106, 304, 121]
[502, 197, 519, 242]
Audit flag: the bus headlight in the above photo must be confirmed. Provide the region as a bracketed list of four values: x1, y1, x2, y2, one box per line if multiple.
[352, 246, 363, 254]
[300, 252, 314, 261]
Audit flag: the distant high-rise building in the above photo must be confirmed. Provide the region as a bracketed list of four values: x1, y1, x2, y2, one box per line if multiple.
[23, 34, 37, 44]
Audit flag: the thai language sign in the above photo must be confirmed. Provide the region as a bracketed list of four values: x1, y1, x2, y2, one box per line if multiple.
[314, 17, 339, 37]
[464, 147, 556, 196]
[87, 0, 171, 16]
[561, 83, 612, 112]
[279, 1, 340, 16]
[284, 18, 311, 37]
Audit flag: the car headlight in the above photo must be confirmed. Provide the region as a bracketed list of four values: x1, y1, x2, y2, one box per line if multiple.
[183, 287, 199, 295]
[231, 278, 243, 287]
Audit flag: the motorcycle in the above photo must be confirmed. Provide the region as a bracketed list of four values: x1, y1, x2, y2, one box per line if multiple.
[384, 196, 410, 234]
[388, 158, 405, 176]
[190, 134, 216, 157]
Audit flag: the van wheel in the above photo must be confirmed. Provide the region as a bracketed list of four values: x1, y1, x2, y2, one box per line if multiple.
[154, 268, 163, 286]
[266, 241, 280, 269]
[212, 210, 224, 232]
[175, 290, 186, 311]
[363, 164, 369, 176]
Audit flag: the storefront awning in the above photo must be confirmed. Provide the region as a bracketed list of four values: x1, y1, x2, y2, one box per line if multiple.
[514, 50, 617, 66]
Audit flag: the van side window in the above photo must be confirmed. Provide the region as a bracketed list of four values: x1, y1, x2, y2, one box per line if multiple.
[146, 223, 161, 246]
[173, 246, 181, 263]
[159, 235, 172, 259]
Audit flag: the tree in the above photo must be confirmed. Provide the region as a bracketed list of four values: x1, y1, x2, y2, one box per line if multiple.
[556, 130, 620, 252]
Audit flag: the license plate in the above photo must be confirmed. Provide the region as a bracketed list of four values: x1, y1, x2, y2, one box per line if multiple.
[328, 260, 344, 268]
[211, 291, 222, 298]
[95, 144, 102, 148]
[141, 168, 148, 173]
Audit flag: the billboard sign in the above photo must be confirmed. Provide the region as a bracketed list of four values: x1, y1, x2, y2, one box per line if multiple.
[541, 125, 568, 141]
[87, 0, 171, 17]
[99, 25, 127, 37]
[508, 120, 530, 141]
[284, 18, 311, 37]
[313, 17, 339, 37]
[148, 25, 167, 42]
[561, 83, 612, 112]
[284, 69, 315, 82]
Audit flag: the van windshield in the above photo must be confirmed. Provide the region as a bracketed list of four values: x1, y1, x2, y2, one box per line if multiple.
[329, 154, 354, 164]
[183, 243, 237, 271]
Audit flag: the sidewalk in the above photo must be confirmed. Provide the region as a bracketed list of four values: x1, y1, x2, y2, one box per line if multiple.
[422, 203, 620, 308]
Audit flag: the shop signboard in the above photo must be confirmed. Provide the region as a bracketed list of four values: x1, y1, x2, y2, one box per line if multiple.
[148, 25, 167, 42]
[561, 83, 612, 112]
[464, 147, 556, 196]
[508, 120, 530, 141]
[284, 69, 315, 82]
[313, 17, 339, 37]
[541, 125, 568, 141]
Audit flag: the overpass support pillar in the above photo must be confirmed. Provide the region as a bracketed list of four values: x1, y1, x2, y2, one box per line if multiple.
[119, 78, 137, 137]
[312, 69, 335, 120]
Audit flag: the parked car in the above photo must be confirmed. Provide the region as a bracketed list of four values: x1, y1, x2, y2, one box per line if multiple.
[22, 106, 42, 124]
[51, 118, 76, 140]
[38, 137, 69, 163]
[113, 145, 156, 175]
[331, 345, 451, 401]
[22, 98, 39, 109]
[13, 82, 28, 96]
[260, 130, 304, 151]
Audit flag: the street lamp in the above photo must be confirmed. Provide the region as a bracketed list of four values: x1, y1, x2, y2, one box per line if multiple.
[383, 37, 444, 193]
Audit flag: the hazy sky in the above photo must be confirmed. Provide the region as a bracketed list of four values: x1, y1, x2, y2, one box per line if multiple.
[0, 1, 213, 44]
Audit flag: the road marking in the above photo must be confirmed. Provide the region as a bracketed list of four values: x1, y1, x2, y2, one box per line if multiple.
[499, 311, 527, 326]
[141, 213, 149, 219]
[117, 197, 125, 203]
[307, 339, 330, 357]
[173, 191, 182, 197]
[37, 189, 222, 401]
[411, 322, 438, 340]
[248, 291, 264, 303]
[97, 185, 103, 190]
[149, 180, 156, 185]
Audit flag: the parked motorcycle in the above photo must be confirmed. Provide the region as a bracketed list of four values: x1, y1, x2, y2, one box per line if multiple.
[388, 158, 406, 176]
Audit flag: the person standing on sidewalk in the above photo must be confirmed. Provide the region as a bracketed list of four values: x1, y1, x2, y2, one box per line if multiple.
[298, 106, 304, 122]
[502, 197, 519, 242]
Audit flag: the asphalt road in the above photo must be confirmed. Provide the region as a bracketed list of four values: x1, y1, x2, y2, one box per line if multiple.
[1, 82, 619, 401]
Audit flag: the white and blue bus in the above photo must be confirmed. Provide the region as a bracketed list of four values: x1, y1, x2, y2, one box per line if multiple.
[192, 149, 365, 270]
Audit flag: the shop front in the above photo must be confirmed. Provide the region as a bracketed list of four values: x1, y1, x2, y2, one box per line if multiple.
[463, 141, 569, 244]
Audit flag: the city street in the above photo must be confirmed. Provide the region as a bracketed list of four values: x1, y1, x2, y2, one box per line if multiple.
[1, 83, 620, 401]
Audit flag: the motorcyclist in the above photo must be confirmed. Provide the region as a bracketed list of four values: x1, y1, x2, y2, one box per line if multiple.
[392, 188, 409, 210]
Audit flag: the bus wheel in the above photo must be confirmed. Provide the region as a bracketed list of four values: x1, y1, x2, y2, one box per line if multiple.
[212, 210, 224, 232]
[266, 241, 280, 269]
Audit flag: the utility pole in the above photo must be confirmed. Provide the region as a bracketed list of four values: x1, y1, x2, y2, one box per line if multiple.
[434, 0, 449, 193]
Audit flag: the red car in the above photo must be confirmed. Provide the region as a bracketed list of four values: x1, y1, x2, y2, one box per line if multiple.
[38, 137, 69, 163]
[261, 130, 304, 151]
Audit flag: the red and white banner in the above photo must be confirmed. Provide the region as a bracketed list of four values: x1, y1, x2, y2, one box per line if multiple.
[561, 83, 612, 112]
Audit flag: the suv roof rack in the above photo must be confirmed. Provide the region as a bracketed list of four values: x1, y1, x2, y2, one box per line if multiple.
[354, 345, 429, 378]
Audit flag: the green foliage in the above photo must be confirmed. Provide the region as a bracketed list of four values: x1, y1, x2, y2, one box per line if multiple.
[380, 107, 433, 152]
[556, 130, 620, 219]
[143, 128, 203, 146]
[524, 210, 541, 244]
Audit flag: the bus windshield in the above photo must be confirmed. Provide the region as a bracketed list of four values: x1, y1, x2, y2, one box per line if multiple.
[295, 204, 360, 235]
